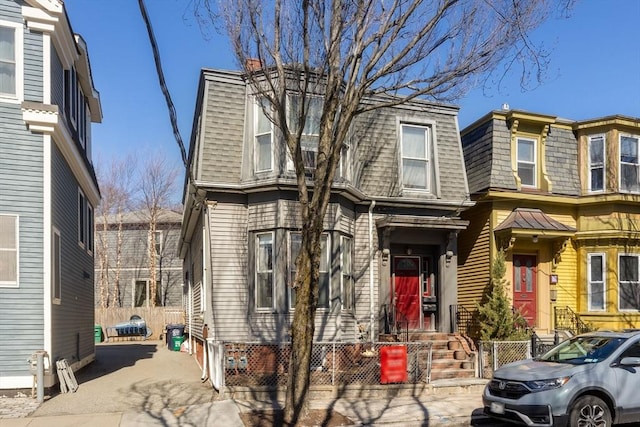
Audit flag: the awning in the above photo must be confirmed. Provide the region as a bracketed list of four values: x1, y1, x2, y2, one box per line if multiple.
[495, 208, 575, 239]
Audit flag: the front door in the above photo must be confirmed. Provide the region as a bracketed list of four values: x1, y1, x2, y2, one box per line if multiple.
[394, 256, 421, 330]
[513, 255, 537, 327]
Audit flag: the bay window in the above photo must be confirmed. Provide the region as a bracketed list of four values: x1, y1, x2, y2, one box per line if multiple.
[255, 98, 273, 172]
[588, 135, 605, 192]
[287, 95, 323, 171]
[587, 253, 605, 311]
[0, 21, 22, 100]
[256, 233, 274, 310]
[619, 254, 640, 311]
[289, 232, 329, 309]
[620, 135, 639, 193]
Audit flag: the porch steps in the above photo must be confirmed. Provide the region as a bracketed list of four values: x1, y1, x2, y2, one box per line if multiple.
[381, 332, 477, 381]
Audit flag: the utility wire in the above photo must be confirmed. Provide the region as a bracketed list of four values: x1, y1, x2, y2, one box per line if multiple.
[138, 0, 189, 169]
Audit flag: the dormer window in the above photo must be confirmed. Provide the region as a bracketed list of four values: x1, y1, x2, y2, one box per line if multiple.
[287, 95, 323, 171]
[400, 124, 432, 191]
[517, 137, 537, 187]
[588, 135, 605, 192]
[254, 98, 273, 172]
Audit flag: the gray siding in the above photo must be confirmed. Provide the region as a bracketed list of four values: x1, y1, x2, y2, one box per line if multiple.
[354, 104, 468, 201]
[545, 127, 580, 196]
[462, 120, 496, 194]
[198, 77, 246, 184]
[0, 0, 22, 22]
[95, 224, 183, 308]
[50, 142, 94, 366]
[51, 46, 64, 108]
[0, 102, 45, 376]
[23, 28, 43, 102]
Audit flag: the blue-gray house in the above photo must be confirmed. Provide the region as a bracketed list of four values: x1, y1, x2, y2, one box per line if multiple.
[0, 0, 101, 390]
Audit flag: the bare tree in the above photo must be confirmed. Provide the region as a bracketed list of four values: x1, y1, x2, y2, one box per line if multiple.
[136, 152, 180, 307]
[191, 0, 574, 422]
[95, 154, 137, 307]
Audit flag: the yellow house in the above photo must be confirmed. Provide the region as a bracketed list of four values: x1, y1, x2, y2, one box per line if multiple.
[458, 110, 640, 336]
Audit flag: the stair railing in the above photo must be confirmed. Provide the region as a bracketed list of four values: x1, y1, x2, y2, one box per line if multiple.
[555, 306, 590, 335]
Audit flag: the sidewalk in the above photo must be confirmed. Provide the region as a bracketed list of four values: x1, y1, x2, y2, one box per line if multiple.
[1, 392, 492, 426]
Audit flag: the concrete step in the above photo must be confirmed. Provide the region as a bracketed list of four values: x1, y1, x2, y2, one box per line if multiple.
[430, 368, 476, 381]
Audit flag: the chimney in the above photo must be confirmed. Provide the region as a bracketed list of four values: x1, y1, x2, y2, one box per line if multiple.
[246, 58, 262, 72]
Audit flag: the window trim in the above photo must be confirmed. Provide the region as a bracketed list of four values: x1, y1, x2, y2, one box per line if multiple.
[618, 253, 640, 312]
[0, 214, 19, 287]
[516, 137, 538, 188]
[133, 278, 161, 308]
[255, 232, 275, 312]
[286, 94, 323, 172]
[340, 235, 354, 312]
[87, 203, 94, 255]
[0, 20, 24, 103]
[619, 134, 640, 193]
[78, 189, 86, 248]
[52, 227, 61, 303]
[254, 98, 273, 173]
[587, 253, 606, 312]
[588, 134, 606, 193]
[400, 123, 432, 192]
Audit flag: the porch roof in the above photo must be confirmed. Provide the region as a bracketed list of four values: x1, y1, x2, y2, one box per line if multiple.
[494, 208, 575, 236]
[376, 215, 469, 230]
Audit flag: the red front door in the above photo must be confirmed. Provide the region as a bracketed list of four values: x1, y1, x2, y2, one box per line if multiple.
[513, 255, 537, 327]
[394, 256, 421, 330]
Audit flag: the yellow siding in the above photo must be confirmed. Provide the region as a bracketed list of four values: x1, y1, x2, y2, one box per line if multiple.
[457, 205, 492, 310]
[555, 239, 578, 311]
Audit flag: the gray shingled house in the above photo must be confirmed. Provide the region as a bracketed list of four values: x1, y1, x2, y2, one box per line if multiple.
[0, 0, 101, 390]
[178, 68, 472, 367]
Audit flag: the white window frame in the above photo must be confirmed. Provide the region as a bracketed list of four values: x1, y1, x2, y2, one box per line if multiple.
[0, 20, 23, 103]
[400, 124, 432, 192]
[152, 230, 162, 255]
[52, 227, 61, 303]
[255, 232, 275, 311]
[288, 232, 330, 310]
[588, 135, 606, 193]
[133, 278, 160, 308]
[619, 134, 640, 193]
[254, 98, 273, 172]
[286, 94, 323, 171]
[78, 189, 86, 248]
[517, 137, 537, 188]
[87, 203, 94, 255]
[0, 214, 19, 287]
[340, 235, 354, 312]
[587, 253, 606, 312]
[619, 254, 640, 311]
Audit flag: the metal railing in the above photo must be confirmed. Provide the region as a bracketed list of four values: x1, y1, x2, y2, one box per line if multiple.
[450, 304, 477, 336]
[555, 306, 591, 335]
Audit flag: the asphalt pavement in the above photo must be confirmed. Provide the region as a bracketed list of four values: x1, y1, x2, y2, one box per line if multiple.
[0, 341, 502, 426]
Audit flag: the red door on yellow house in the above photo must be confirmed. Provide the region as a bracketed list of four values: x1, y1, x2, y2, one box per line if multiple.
[513, 255, 537, 327]
[394, 256, 421, 330]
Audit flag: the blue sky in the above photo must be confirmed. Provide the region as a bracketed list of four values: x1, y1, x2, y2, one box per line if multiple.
[64, 0, 640, 165]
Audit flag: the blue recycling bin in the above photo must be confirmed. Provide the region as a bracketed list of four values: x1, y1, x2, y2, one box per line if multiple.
[165, 324, 185, 348]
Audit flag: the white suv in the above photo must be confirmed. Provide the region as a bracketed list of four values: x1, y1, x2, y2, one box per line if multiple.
[483, 330, 640, 426]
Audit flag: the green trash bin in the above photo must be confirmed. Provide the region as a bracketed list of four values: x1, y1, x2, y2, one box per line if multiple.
[171, 335, 185, 351]
[94, 325, 103, 343]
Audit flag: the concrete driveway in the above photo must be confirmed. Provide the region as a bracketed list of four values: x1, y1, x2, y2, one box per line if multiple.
[33, 341, 217, 420]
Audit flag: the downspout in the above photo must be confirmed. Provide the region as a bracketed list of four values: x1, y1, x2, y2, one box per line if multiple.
[368, 200, 376, 344]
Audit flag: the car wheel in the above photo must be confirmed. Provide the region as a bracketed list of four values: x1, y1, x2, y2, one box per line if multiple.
[569, 395, 611, 427]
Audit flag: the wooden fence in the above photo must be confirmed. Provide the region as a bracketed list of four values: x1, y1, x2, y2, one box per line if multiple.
[95, 307, 185, 341]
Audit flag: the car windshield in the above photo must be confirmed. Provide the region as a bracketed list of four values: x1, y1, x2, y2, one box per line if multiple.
[538, 336, 627, 365]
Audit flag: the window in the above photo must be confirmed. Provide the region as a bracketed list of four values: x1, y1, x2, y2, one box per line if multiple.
[0, 214, 18, 287]
[287, 95, 323, 170]
[152, 230, 162, 255]
[134, 279, 160, 307]
[0, 21, 22, 100]
[341, 236, 354, 311]
[255, 98, 273, 172]
[517, 137, 537, 187]
[620, 135, 639, 193]
[78, 190, 86, 247]
[52, 228, 61, 302]
[87, 204, 94, 254]
[401, 124, 431, 191]
[289, 232, 329, 309]
[587, 253, 605, 311]
[619, 255, 640, 311]
[588, 135, 605, 192]
[256, 233, 274, 310]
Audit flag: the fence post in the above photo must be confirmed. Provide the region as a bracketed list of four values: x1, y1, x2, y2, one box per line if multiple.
[493, 342, 498, 371]
[530, 333, 537, 358]
[331, 342, 336, 386]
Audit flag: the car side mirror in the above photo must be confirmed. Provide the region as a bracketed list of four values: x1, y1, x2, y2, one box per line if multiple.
[620, 357, 640, 367]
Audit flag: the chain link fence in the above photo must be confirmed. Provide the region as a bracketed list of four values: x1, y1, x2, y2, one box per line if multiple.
[478, 341, 531, 379]
[208, 341, 436, 390]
